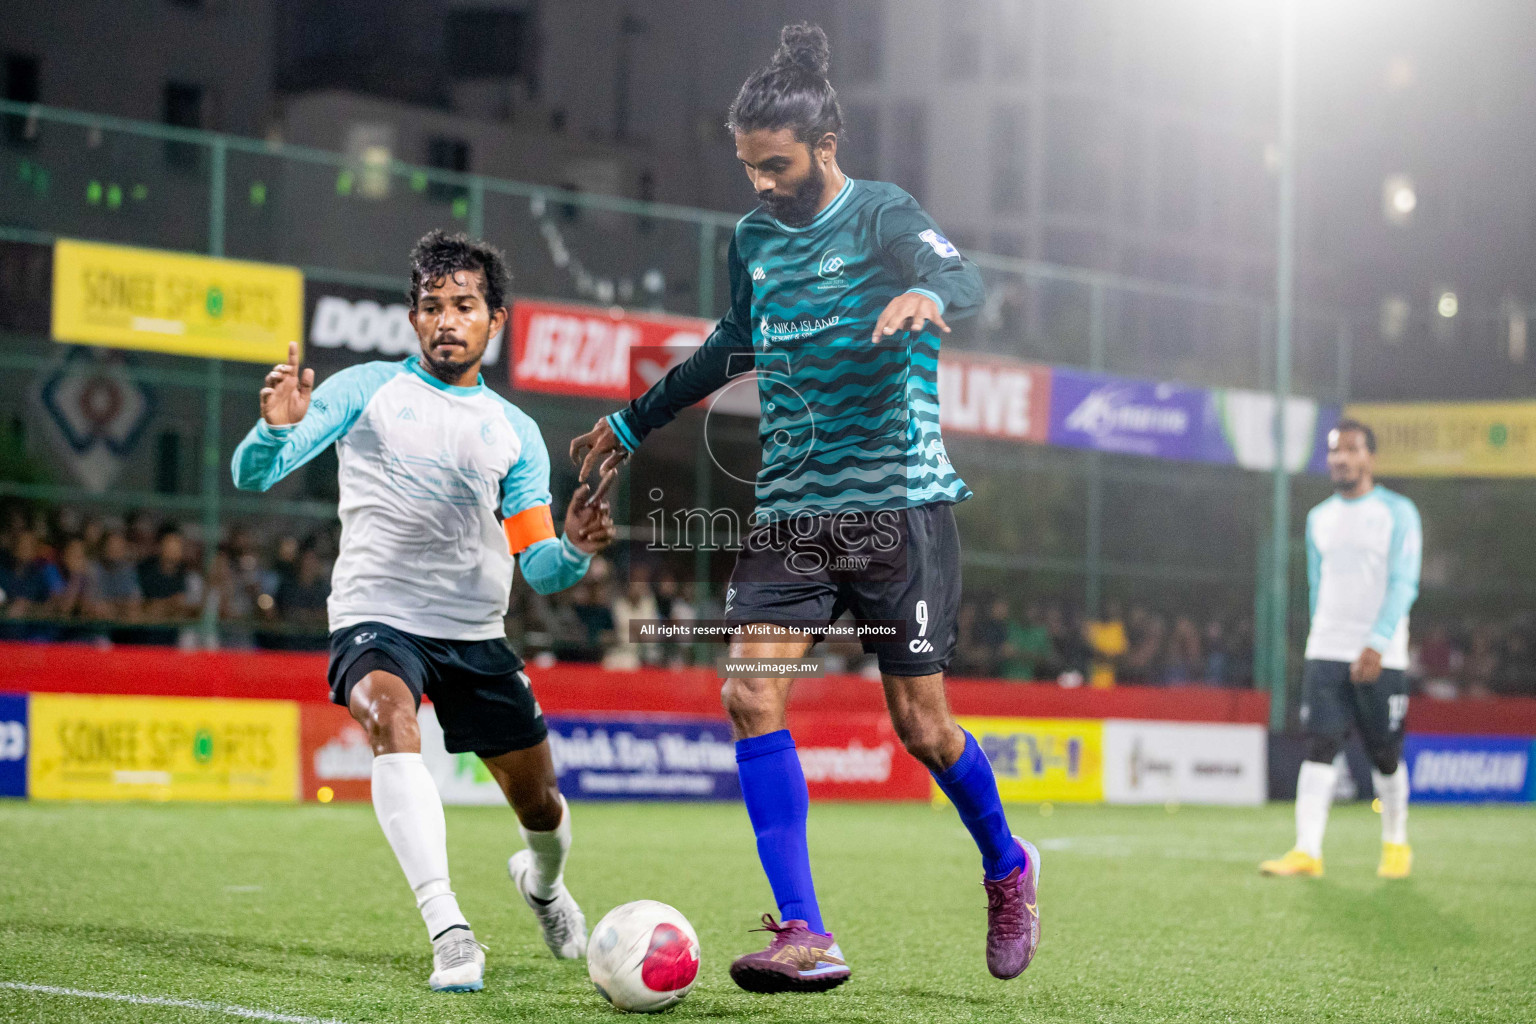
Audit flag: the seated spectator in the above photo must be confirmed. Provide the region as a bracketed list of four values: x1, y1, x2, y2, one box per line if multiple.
[46, 536, 101, 620]
[1084, 600, 1129, 688]
[2, 530, 63, 618]
[607, 572, 659, 670]
[1000, 603, 1057, 681]
[92, 529, 144, 620]
[1203, 618, 1231, 686]
[1161, 615, 1204, 685]
[275, 547, 330, 628]
[970, 595, 1011, 677]
[139, 527, 197, 621]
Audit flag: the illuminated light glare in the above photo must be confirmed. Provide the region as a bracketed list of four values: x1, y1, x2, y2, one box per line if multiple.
[1438, 291, 1459, 318]
[1391, 186, 1417, 215]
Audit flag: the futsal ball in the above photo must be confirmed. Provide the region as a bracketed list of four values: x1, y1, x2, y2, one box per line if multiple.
[587, 900, 701, 1013]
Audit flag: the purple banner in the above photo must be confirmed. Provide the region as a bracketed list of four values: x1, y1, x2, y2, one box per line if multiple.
[547, 714, 739, 801]
[1048, 367, 1221, 461]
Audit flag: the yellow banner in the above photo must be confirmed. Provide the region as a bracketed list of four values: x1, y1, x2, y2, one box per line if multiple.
[1347, 401, 1536, 478]
[937, 717, 1104, 804]
[51, 239, 302, 363]
[29, 694, 298, 802]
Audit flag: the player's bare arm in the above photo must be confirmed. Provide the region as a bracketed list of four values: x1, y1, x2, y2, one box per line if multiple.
[259, 341, 314, 426]
[871, 292, 949, 343]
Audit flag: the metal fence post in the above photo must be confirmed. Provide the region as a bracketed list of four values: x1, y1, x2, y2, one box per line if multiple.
[1085, 280, 1107, 619]
[200, 137, 228, 646]
[1268, 0, 1299, 732]
[468, 176, 485, 240]
[692, 221, 718, 603]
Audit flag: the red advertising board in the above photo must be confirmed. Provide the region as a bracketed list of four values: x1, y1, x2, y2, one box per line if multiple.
[299, 702, 373, 802]
[788, 710, 930, 801]
[510, 298, 711, 399]
[937, 354, 1051, 443]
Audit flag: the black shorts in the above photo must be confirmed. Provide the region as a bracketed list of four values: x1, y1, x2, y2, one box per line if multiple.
[327, 621, 547, 758]
[723, 502, 962, 676]
[1300, 658, 1410, 754]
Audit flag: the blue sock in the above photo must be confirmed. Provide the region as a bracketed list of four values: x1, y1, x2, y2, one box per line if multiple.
[736, 730, 824, 934]
[933, 731, 1026, 881]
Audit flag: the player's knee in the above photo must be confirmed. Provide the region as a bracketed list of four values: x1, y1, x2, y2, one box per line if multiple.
[357, 695, 420, 754]
[893, 716, 960, 772]
[1304, 735, 1340, 765]
[721, 677, 782, 733]
[515, 780, 564, 832]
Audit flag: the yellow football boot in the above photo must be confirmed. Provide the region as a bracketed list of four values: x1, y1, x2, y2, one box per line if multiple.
[1377, 842, 1412, 879]
[1259, 849, 1324, 877]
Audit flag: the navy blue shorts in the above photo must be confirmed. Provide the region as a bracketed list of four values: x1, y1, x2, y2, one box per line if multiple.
[1300, 658, 1409, 754]
[723, 502, 962, 676]
[327, 621, 547, 758]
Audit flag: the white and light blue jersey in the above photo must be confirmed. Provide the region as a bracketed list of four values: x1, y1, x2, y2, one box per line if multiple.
[1304, 485, 1422, 670]
[232, 355, 590, 641]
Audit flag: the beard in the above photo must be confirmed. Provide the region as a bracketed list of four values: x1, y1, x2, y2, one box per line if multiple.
[759, 162, 826, 227]
[422, 338, 485, 384]
[1329, 469, 1361, 492]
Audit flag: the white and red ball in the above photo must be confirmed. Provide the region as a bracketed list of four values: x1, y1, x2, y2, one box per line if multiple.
[587, 900, 701, 1013]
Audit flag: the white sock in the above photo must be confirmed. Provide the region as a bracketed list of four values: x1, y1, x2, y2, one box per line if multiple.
[1295, 759, 1338, 860]
[518, 795, 572, 900]
[372, 752, 468, 939]
[1373, 766, 1410, 846]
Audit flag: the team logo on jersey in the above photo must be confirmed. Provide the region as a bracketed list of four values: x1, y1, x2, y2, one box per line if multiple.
[397, 406, 416, 421]
[752, 266, 766, 282]
[919, 229, 960, 258]
[816, 250, 851, 292]
[480, 419, 497, 445]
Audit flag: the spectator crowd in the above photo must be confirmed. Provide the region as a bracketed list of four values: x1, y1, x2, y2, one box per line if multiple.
[1, 505, 1532, 697]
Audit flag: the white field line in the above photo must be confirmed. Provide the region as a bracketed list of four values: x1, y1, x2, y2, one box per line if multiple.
[0, 982, 350, 1024]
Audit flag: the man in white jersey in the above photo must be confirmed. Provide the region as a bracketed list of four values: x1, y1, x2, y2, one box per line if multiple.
[232, 231, 617, 992]
[1262, 419, 1421, 880]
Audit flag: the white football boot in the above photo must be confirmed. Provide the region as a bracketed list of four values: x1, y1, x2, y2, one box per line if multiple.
[428, 927, 486, 992]
[509, 850, 587, 958]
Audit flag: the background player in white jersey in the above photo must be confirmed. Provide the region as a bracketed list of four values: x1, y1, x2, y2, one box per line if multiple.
[1262, 419, 1421, 880]
[232, 232, 617, 992]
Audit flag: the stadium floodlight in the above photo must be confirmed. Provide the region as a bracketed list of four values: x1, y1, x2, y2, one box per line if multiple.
[1437, 290, 1458, 318]
[1383, 174, 1416, 226]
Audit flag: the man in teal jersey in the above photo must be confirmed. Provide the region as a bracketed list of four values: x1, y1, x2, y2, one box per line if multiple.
[571, 24, 1041, 992]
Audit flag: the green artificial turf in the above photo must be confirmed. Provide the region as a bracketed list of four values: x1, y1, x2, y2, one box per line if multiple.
[0, 800, 1531, 1022]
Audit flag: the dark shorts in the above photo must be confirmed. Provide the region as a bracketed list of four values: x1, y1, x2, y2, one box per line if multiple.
[1300, 658, 1410, 753]
[327, 621, 547, 758]
[723, 502, 962, 676]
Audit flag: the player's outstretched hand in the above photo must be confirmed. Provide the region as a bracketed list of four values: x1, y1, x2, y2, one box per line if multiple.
[569, 417, 629, 505]
[871, 291, 949, 343]
[260, 342, 314, 426]
[565, 482, 618, 554]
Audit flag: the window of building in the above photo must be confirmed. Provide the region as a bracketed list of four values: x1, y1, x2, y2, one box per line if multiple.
[1043, 95, 1114, 216]
[887, 102, 927, 200]
[839, 103, 881, 181]
[943, 0, 984, 81]
[840, 0, 885, 83]
[1153, 120, 1201, 232]
[426, 135, 471, 201]
[162, 81, 204, 170]
[3, 53, 40, 145]
[989, 105, 1029, 213]
[991, 0, 1034, 80]
[444, 9, 535, 80]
